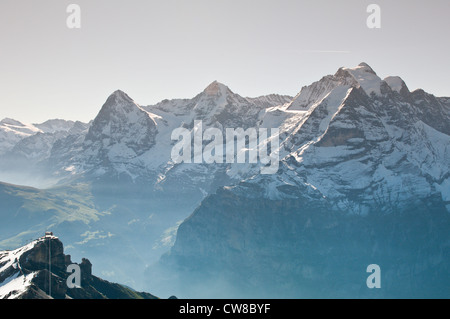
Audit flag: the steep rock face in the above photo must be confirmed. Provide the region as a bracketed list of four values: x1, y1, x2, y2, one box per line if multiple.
[0, 236, 158, 299]
[408, 89, 450, 135]
[159, 189, 450, 298]
[83, 90, 158, 168]
[19, 238, 66, 272]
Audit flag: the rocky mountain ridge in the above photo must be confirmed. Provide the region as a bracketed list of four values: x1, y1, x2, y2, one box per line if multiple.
[148, 63, 450, 298]
[0, 234, 158, 299]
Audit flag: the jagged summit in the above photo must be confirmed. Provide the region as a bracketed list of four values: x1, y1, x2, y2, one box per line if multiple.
[340, 62, 382, 95]
[203, 80, 231, 96]
[88, 90, 144, 125]
[103, 89, 138, 110]
[110, 89, 133, 100]
[384, 76, 409, 93]
[355, 62, 377, 74]
[83, 88, 158, 163]
[288, 62, 395, 110]
[87, 89, 142, 128]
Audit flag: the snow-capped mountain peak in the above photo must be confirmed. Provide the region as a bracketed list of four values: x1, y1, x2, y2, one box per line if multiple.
[0, 118, 41, 135]
[202, 80, 231, 97]
[111, 89, 134, 100]
[287, 64, 360, 111]
[81, 90, 158, 173]
[288, 63, 389, 111]
[101, 90, 141, 112]
[341, 62, 383, 96]
[384, 76, 409, 94]
[0, 118, 43, 154]
[87, 90, 153, 126]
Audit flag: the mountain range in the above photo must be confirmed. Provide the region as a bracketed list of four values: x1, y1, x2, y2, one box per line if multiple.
[0, 63, 449, 298]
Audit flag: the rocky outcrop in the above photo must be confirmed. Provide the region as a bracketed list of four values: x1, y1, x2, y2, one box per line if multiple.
[0, 236, 158, 299]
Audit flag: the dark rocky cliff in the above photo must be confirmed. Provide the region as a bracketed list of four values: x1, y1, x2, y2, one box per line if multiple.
[0, 236, 158, 299]
[154, 189, 450, 298]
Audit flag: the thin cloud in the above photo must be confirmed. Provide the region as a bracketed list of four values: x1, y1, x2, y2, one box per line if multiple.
[300, 50, 351, 54]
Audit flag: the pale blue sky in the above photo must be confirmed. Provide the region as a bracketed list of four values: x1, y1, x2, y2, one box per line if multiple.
[0, 0, 449, 123]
